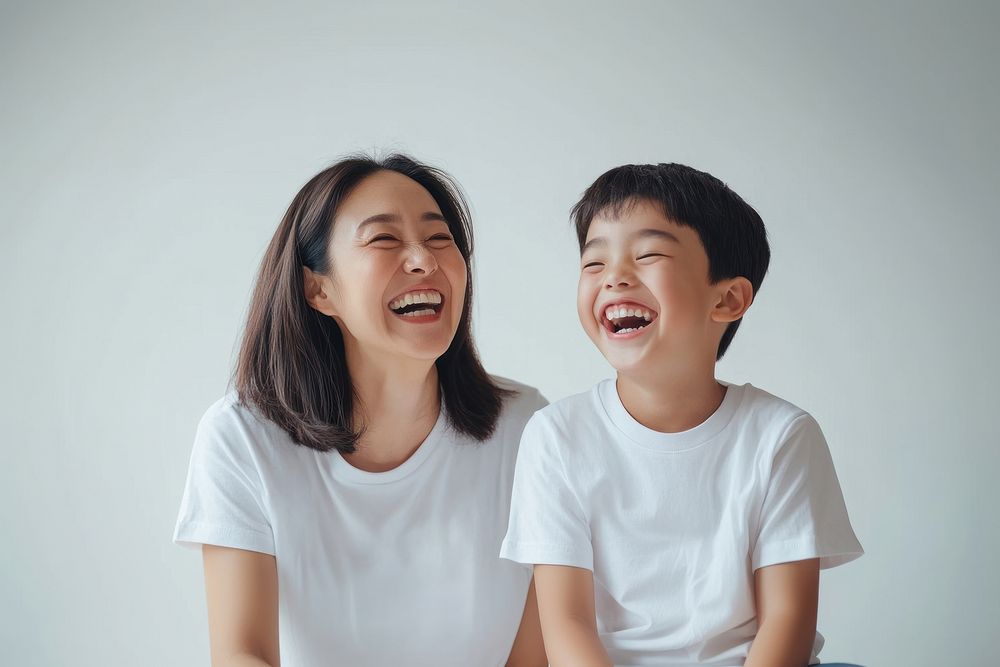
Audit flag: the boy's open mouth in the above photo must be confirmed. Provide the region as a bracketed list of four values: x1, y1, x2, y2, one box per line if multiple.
[388, 289, 445, 319]
[602, 303, 657, 335]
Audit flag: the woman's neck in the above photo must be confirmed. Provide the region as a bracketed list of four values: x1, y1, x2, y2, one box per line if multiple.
[342, 346, 441, 473]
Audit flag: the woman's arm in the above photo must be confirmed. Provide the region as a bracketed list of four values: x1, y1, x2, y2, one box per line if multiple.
[202, 545, 280, 667]
[744, 558, 820, 667]
[533, 564, 613, 667]
[505, 578, 548, 667]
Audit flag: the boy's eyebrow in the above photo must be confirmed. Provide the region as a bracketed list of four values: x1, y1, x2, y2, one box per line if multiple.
[582, 228, 681, 253]
[637, 228, 681, 244]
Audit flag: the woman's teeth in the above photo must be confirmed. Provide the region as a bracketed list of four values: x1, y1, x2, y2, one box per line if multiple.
[389, 290, 443, 312]
[398, 308, 437, 318]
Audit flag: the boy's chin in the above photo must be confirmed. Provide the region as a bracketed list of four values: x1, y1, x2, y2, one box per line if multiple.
[587, 329, 666, 375]
[600, 349, 650, 375]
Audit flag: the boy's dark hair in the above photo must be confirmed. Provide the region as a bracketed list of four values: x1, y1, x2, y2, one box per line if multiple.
[235, 153, 510, 454]
[572, 163, 770, 360]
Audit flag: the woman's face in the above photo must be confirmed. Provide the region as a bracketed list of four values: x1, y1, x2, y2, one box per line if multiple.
[317, 170, 468, 365]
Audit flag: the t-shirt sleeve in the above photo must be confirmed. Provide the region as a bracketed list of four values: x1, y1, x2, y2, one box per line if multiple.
[529, 387, 549, 412]
[500, 413, 594, 571]
[752, 413, 863, 571]
[172, 402, 275, 555]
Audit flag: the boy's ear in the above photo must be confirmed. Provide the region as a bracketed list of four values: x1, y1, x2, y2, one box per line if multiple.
[710, 277, 754, 324]
[303, 267, 338, 318]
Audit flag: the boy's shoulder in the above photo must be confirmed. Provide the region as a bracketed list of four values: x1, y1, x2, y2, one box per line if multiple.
[531, 379, 610, 428]
[735, 382, 810, 421]
[514, 381, 612, 466]
[522, 379, 820, 458]
[534, 379, 812, 420]
[534, 380, 819, 445]
[727, 383, 827, 459]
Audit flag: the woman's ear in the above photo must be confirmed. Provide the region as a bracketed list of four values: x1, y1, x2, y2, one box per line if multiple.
[303, 267, 338, 318]
[710, 277, 754, 324]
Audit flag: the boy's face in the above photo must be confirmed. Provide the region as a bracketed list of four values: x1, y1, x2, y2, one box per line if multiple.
[577, 199, 723, 374]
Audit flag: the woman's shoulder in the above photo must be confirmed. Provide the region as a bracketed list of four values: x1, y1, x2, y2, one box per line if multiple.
[490, 375, 548, 420]
[194, 391, 294, 458]
[199, 391, 262, 431]
[440, 376, 545, 467]
[451, 375, 546, 450]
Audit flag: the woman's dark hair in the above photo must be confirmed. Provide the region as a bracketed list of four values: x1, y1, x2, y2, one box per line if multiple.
[571, 162, 771, 360]
[235, 153, 510, 453]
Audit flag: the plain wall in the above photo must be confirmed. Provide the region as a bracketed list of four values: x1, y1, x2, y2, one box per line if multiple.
[2, 2, 997, 665]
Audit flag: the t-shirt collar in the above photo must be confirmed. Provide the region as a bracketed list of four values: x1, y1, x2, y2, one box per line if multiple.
[599, 378, 745, 452]
[330, 407, 449, 484]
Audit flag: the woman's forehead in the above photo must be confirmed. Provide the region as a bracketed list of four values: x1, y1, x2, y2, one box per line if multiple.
[337, 170, 442, 224]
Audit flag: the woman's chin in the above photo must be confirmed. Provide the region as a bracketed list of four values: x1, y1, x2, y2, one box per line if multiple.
[388, 333, 457, 364]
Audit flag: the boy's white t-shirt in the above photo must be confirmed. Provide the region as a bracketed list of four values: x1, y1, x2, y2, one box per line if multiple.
[500, 380, 863, 667]
[174, 377, 546, 667]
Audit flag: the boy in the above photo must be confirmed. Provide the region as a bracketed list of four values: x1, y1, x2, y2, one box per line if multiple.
[500, 163, 863, 667]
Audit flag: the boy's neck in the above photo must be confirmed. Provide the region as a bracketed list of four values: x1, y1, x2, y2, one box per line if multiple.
[615, 368, 726, 434]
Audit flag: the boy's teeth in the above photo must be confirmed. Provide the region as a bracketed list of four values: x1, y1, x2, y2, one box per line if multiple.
[605, 305, 653, 322]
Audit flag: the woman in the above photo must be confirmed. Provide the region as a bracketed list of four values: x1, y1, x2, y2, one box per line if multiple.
[174, 154, 548, 666]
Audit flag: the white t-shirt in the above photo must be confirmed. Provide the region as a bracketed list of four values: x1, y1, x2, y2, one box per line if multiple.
[174, 377, 546, 667]
[500, 379, 863, 667]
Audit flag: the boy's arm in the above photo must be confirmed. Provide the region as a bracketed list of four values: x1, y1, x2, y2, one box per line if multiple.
[744, 558, 820, 667]
[533, 564, 613, 667]
[505, 578, 548, 667]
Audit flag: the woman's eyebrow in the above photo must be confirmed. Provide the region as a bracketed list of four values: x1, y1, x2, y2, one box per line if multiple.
[358, 211, 447, 228]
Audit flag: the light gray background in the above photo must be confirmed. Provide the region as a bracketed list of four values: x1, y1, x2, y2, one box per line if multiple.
[2, 2, 997, 665]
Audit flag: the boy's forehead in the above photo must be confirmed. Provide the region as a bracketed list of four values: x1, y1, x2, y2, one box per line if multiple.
[586, 199, 689, 242]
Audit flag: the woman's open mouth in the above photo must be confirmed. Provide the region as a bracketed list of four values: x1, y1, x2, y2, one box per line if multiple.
[388, 289, 445, 320]
[601, 303, 657, 337]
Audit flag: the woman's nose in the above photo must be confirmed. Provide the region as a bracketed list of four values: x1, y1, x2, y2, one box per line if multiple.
[403, 242, 438, 275]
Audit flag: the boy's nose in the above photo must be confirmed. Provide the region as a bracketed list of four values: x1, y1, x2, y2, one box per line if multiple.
[604, 266, 635, 289]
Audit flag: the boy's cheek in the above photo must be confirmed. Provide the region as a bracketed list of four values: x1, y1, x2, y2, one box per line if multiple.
[576, 291, 599, 335]
[576, 303, 594, 336]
